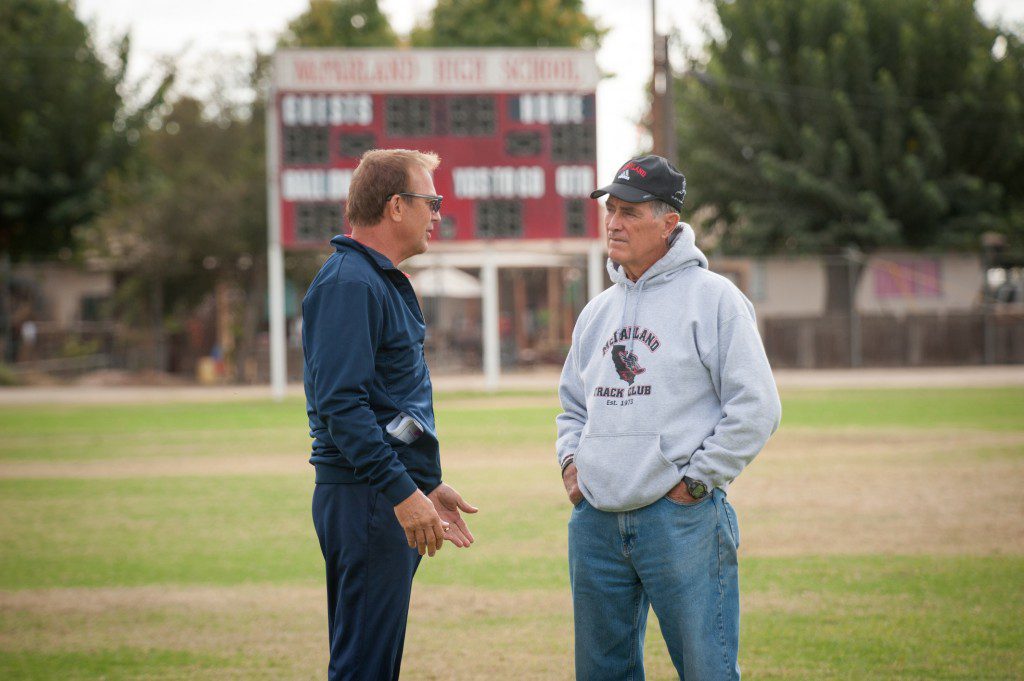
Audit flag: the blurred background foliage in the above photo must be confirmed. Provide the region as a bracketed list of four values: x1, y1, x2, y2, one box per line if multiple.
[0, 0, 171, 259]
[2, 0, 1022, 374]
[676, 0, 1024, 308]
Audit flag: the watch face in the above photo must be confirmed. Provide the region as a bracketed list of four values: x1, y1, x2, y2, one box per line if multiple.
[686, 478, 707, 499]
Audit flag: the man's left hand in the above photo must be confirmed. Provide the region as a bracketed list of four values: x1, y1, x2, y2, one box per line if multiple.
[562, 463, 584, 506]
[427, 483, 478, 548]
[665, 478, 698, 504]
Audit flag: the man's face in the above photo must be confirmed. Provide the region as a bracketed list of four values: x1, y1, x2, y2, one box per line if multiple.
[604, 196, 674, 278]
[397, 166, 441, 258]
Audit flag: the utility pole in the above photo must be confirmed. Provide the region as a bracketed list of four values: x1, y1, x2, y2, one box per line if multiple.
[650, 0, 677, 163]
[844, 246, 862, 368]
[981, 231, 1006, 365]
[0, 252, 10, 363]
[650, 0, 660, 154]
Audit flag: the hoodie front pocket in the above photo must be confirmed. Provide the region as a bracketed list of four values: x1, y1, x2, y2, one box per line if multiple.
[575, 432, 680, 512]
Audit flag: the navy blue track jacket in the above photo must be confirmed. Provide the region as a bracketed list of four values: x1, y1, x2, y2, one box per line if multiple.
[302, 235, 441, 506]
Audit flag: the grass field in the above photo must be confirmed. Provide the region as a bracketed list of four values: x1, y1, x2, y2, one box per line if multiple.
[1, 386, 1022, 679]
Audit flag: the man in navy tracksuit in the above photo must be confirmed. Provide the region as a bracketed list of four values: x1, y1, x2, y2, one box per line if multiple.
[303, 149, 477, 680]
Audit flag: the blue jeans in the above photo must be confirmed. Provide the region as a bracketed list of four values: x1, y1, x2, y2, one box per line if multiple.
[568, 489, 741, 681]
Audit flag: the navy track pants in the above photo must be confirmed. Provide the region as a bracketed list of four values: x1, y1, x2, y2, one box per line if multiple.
[312, 483, 421, 681]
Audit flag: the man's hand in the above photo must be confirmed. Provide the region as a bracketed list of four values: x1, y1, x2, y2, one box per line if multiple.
[665, 478, 698, 504]
[394, 489, 447, 557]
[562, 462, 584, 506]
[427, 483, 478, 548]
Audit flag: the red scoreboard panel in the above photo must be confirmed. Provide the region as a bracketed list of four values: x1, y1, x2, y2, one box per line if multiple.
[270, 49, 600, 248]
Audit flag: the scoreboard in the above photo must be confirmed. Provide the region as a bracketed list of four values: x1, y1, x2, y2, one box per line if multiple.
[270, 49, 600, 248]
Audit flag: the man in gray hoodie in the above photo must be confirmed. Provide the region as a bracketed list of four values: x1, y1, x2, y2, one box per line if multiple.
[556, 155, 781, 680]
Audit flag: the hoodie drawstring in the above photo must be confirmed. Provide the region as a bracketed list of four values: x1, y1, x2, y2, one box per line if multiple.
[616, 277, 647, 356]
[628, 279, 646, 355]
[618, 283, 631, 341]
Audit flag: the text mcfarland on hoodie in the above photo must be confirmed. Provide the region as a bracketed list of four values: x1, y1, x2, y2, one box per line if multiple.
[556, 224, 782, 512]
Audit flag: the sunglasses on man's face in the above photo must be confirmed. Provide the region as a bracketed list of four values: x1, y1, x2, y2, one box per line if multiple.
[394, 192, 443, 214]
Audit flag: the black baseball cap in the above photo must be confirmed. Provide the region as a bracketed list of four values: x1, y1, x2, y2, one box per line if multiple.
[590, 155, 686, 211]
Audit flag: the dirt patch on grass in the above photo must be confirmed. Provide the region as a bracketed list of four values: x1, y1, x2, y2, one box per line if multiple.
[1, 426, 1021, 559]
[0, 454, 309, 479]
[729, 428, 1024, 556]
[0, 583, 577, 680]
[0, 580, 893, 680]
[0, 583, 316, 616]
[0, 584, 326, 672]
[762, 427, 1024, 461]
[449, 427, 1024, 557]
[0, 443, 548, 478]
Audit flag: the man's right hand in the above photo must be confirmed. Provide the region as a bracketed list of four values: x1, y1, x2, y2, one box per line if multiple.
[394, 489, 448, 557]
[562, 462, 584, 506]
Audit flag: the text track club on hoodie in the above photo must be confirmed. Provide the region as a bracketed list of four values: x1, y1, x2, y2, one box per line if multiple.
[556, 224, 782, 512]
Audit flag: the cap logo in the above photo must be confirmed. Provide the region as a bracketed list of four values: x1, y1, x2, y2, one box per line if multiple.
[617, 169, 631, 181]
[621, 161, 648, 178]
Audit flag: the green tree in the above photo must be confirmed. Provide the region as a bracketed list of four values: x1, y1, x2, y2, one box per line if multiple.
[280, 0, 398, 48]
[411, 0, 603, 48]
[676, 0, 1024, 310]
[0, 0, 169, 259]
[85, 62, 268, 376]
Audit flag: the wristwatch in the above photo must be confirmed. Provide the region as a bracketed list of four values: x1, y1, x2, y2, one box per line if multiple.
[682, 476, 708, 500]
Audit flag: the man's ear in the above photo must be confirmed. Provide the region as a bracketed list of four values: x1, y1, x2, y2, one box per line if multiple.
[662, 212, 680, 239]
[386, 194, 404, 222]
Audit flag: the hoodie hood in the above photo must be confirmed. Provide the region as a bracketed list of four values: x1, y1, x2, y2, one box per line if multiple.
[606, 222, 708, 288]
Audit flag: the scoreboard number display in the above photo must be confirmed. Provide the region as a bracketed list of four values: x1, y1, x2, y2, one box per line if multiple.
[270, 49, 600, 247]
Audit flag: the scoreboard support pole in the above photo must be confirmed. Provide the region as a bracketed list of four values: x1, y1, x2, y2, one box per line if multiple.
[587, 239, 605, 301]
[481, 257, 500, 391]
[266, 86, 288, 402]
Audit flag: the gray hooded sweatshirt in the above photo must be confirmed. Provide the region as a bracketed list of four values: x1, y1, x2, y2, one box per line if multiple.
[556, 224, 781, 512]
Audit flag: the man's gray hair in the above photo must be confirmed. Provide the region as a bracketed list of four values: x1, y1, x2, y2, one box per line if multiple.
[648, 200, 680, 219]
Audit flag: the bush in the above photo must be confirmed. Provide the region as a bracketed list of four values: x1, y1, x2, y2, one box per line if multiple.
[0, 363, 21, 386]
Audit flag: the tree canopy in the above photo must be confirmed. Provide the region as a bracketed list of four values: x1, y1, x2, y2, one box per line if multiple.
[410, 0, 603, 48]
[0, 0, 168, 260]
[280, 0, 398, 48]
[88, 95, 265, 299]
[676, 0, 1024, 259]
[82, 81, 269, 375]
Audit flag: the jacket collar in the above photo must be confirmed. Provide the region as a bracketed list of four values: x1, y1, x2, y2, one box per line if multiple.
[331, 234, 397, 271]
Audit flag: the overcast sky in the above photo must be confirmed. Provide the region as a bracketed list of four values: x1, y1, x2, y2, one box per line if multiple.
[76, 0, 1024, 182]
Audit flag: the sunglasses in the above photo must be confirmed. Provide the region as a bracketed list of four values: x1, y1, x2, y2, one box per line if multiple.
[394, 192, 443, 213]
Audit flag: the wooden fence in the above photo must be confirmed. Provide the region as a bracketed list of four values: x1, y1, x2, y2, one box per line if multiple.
[762, 310, 1024, 368]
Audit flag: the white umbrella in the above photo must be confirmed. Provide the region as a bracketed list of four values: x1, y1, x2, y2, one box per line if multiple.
[410, 267, 483, 299]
